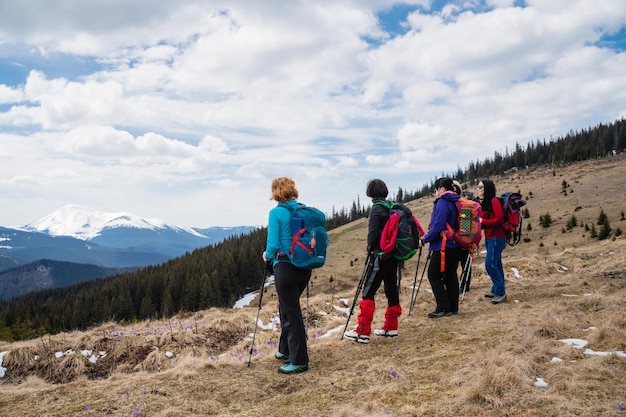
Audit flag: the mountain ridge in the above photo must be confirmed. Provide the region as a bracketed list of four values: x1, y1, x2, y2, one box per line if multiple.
[0, 206, 257, 296]
[18, 204, 216, 240]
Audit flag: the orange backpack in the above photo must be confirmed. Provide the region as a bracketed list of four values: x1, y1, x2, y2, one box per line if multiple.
[440, 196, 482, 272]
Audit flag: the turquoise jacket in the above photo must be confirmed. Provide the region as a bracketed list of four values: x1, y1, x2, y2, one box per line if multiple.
[265, 198, 299, 267]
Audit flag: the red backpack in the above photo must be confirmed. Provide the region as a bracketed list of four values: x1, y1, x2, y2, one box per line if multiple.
[500, 192, 526, 246]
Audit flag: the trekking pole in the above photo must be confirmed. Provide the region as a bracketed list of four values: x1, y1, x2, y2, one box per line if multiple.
[245, 261, 270, 367]
[396, 261, 403, 299]
[408, 246, 423, 314]
[459, 250, 473, 303]
[409, 250, 431, 316]
[340, 253, 371, 340]
[305, 282, 309, 339]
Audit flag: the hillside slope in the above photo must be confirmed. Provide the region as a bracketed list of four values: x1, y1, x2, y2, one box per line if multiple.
[1, 155, 625, 417]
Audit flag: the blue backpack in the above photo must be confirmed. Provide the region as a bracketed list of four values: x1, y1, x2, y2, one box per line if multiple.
[279, 203, 329, 269]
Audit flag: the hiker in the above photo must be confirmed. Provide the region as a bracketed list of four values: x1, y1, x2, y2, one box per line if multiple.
[477, 179, 507, 304]
[262, 177, 310, 374]
[344, 179, 405, 343]
[422, 177, 463, 318]
[453, 180, 474, 293]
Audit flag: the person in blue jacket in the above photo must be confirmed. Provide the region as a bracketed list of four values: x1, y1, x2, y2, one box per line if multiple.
[262, 177, 311, 374]
[422, 177, 463, 318]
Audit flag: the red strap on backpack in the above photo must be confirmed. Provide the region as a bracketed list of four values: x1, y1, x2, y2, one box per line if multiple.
[290, 227, 314, 256]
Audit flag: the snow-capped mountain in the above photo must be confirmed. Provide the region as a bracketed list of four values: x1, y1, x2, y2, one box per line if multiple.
[20, 205, 205, 240]
[0, 206, 257, 272]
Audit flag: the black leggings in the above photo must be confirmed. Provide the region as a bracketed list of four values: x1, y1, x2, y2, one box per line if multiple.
[427, 248, 462, 313]
[274, 262, 311, 366]
[362, 257, 400, 306]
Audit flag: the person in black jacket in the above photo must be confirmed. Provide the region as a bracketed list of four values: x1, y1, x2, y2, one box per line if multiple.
[344, 179, 408, 343]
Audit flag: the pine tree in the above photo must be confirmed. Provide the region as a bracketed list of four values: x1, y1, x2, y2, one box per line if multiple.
[598, 218, 612, 240]
[540, 213, 552, 228]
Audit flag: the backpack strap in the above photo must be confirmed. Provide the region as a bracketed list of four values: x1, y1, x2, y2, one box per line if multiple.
[440, 232, 447, 273]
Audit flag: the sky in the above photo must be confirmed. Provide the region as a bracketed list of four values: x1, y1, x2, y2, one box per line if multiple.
[1, 0, 626, 229]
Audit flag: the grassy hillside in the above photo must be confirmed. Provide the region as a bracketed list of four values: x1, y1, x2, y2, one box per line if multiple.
[1, 154, 625, 417]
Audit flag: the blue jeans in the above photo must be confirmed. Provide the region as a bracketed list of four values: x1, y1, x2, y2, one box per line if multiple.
[485, 238, 506, 296]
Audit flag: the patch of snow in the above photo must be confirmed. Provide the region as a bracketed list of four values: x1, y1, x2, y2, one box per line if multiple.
[559, 338, 625, 357]
[257, 317, 278, 331]
[559, 338, 588, 349]
[534, 377, 548, 387]
[333, 305, 350, 315]
[551, 357, 563, 363]
[233, 276, 275, 308]
[233, 292, 258, 309]
[318, 325, 345, 338]
[0, 351, 7, 378]
[584, 349, 626, 358]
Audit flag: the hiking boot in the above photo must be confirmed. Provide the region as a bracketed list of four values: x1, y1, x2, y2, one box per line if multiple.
[275, 352, 290, 363]
[484, 292, 496, 298]
[343, 329, 370, 344]
[492, 294, 507, 304]
[373, 329, 398, 338]
[428, 311, 453, 318]
[278, 364, 309, 374]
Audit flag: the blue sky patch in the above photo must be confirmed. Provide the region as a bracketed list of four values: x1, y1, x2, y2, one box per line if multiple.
[0, 50, 103, 87]
[376, 3, 420, 37]
[594, 26, 626, 52]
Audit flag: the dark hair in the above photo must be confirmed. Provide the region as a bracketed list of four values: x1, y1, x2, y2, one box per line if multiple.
[434, 177, 454, 191]
[480, 179, 496, 212]
[366, 179, 388, 199]
[462, 190, 476, 201]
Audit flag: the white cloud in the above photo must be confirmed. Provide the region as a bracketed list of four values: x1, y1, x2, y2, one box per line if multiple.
[1, 0, 625, 227]
[0, 84, 23, 103]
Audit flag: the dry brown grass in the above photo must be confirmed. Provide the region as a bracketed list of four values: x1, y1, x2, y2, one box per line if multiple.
[1, 155, 625, 416]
